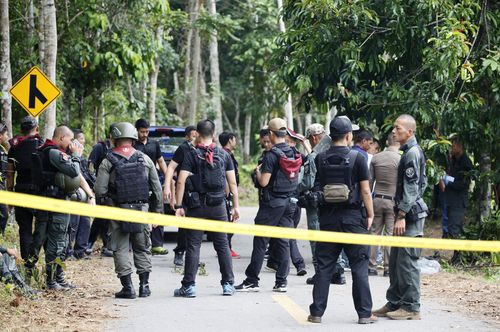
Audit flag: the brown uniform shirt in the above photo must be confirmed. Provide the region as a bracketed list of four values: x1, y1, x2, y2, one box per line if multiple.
[370, 146, 401, 197]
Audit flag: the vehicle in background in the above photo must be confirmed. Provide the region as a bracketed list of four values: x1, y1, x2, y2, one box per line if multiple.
[147, 126, 186, 164]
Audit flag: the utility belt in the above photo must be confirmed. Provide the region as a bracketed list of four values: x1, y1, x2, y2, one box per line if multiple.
[374, 194, 394, 201]
[118, 200, 148, 205]
[41, 185, 66, 199]
[185, 190, 226, 209]
[260, 188, 293, 202]
[395, 197, 429, 222]
[14, 183, 38, 193]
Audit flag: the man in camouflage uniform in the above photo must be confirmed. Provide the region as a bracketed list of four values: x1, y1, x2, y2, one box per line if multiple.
[373, 114, 428, 320]
[95, 122, 163, 299]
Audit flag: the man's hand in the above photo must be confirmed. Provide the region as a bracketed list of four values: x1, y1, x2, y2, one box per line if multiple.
[175, 207, 185, 217]
[6, 248, 19, 259]
[366, 217, 374, 230]
[438, 179, 445, 192]
[69, 140, 83, 157]
[88, 196, 96, 206]
[394, 218, 406, 236]
[163, 187, 171, 204]
[232, 208, 240, 222]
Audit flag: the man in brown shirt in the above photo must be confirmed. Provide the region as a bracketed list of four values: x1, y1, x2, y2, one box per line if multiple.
[368, 134, 401, 276]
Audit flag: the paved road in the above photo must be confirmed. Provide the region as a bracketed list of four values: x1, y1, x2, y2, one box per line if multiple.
[106, 207, 496, 332]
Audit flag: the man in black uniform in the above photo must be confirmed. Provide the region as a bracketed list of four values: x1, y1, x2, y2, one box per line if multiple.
[174, 119, 239, 297]
[7, 117, 43, 262]
[164, 125, 197, 266]
[219, 131, 240, 258]
[87, 124, 115, 257]
[0, 122, 10, 234]
[308, 116, 376, 325]
[134, 119, 168, 255]
[235, 118, 301, 293]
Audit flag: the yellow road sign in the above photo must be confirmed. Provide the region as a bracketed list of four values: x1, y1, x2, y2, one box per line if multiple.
[9, 66, 61, 117]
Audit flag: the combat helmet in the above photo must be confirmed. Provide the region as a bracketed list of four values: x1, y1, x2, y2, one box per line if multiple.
[54, 172, 81, 193]
[110, 122, 138, 140]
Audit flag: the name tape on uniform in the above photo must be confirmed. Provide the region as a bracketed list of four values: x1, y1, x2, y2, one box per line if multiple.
[0, 191, 498, 252]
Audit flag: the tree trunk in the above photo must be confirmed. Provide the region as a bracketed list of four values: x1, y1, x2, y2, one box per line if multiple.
[189, 20, 201, 125]
[243, 112, 252, 163]
[183, 0, 195, 117]
[207, 0, 223, 133]
[173, 71, 185, 118]
[324, 105, 337, 136]
[305, 112, 312, 128]
[27, 0, 35, 55]
[296, 113, 303, 136]
[40, 0, 57, 139]
[0, 0, 12, 136]
[199, 57, 207, 119]
[148, 26, 163, 126]
[478, 152, 491, 222]
[276, 0, 293, 129]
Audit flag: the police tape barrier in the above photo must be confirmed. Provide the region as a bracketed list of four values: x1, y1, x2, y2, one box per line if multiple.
[0, 191, 499, 252]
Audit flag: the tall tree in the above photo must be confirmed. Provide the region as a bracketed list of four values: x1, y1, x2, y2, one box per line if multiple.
[207, 0, 223, 132]
[0, 0, 12, 135]
[148, 25, 164, 125]
[40, 0, 57, 139]
[276, 0, 293, 129]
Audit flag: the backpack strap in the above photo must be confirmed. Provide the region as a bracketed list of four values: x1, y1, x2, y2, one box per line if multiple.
[344, 149, 359, 189]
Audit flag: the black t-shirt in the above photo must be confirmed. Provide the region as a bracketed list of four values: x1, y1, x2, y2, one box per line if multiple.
[224, 148, 239, 186]
[134, 139, 162, 165]
[314, 146, 369, 189]
[89, 141, 111, 175]
[172, 140, 194, 174]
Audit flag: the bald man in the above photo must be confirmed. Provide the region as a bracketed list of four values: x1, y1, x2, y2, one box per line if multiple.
[373, 114, 428, 320]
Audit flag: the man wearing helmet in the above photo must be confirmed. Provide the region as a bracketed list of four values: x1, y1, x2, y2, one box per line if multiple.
[95, 122, 163, 299]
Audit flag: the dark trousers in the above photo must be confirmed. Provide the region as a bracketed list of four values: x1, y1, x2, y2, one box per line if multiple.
[310, 209, 372, 319]
[0, 204, 8, 234]
[182, 202, 233, 286]
[245, 199, 295, 285]
[445, 205, 466, 239]
[15, 207, 36, 261]
[268, 203, 305, 269]
[151, 226, 164, 247]
[88, 218, 109, 248]
[174, 228, 187, 254]
[67, 215, 91, 258]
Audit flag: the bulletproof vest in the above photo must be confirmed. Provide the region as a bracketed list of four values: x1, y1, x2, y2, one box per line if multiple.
[31, 145, 60, 196]
[188, 146, 226, 194]
[107, 150, 149, 204]
[317, 149, 360, 205]
[10, 136, 43, 185]
[396, 145, 426, 202]
[268, 146, 301, 195]
[0, 146, 8, 180]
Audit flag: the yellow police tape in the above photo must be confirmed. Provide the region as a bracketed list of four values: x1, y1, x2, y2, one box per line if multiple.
[0, 191, 498, 252]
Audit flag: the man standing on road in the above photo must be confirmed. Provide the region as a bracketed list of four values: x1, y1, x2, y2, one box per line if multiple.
[235, 118, 300, 293]
[163, 125, 197, 266]
[174, 119, 239, 298]
[7, 117, 43, 263]
[368, 134, 401, 277]
[299, 123, 346, 286]
[307, 116, 376, 325]
[219, 131, 241, 259]
[95, 122, 163, 299]
[373, 114, 428, 320]
[134, 119, 168, 256]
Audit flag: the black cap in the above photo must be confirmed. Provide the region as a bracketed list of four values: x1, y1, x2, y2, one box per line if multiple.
[20, 116, 38, 132]
[329, 116, 360, 135]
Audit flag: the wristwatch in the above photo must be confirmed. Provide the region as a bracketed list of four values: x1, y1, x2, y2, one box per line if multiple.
[174, 205, 183, 210]
[397, 212, 406, 219]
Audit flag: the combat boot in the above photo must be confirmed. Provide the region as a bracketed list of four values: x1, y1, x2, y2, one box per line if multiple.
[56, 265, 76, 289]
[46, 266, 63, 291]
[115, 274, 136, 299]
[11, 271, 39, 296]
[138, 272, 151, 297]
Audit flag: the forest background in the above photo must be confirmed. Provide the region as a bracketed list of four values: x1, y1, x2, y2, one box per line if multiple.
[0, 0, 498, 255]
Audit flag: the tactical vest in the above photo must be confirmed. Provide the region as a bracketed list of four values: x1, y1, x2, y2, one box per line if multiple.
[31, 145, 62, 197]
[107, 151, 149, 204]
[316, 149, 361, 206]
[10, 136, 43, 188]
[0, 145, 8, 182]
[268, 146, 301, 195]
[188, 146, 226, 194]
[396, 145, 426, 202]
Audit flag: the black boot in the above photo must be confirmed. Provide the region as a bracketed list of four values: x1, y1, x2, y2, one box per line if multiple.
[139, 272, 151, 297]
[56, 265, 76, 289]
[115, 274, 136, 299]
[11, 271, 38, 296]
[46, 264, 63, 290]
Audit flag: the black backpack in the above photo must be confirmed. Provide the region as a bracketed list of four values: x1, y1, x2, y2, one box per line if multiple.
[107, 151, 150, 204]
[192, 146, 226, 193]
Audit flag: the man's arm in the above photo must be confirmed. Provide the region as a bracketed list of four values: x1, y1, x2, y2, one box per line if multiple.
[79, 175, 96, 205]
[175, 170, 189, 217]
[48, 149, 81, 178]
[398, 150, 421, 213]
[146, 156, 164, 213]
[94, 160, 111, 199]
[226, 170, 240, 221]
[163, 160, 178, 202]
[360, 180, 374, 229]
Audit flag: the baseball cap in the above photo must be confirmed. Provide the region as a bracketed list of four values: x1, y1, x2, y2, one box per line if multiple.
[20, 116, 38, 131]
[329, 116, 360, 135]
[286, 128, 305, 141]
[267, 118, 287, 132]
[305, 123, 325, 139]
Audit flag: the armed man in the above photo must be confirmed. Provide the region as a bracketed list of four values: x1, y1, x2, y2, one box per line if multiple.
[32, 125, 95, 290]
[236, 118, 301, 293]
[95, 122, 163, 299]
[299, 123, 346, 286]
[174, 119, 239, 298]
[373, 114, 428, 320]
[308, 116, 376, 325]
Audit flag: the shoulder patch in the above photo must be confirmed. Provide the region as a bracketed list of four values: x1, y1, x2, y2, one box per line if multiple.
[60, 152, 70, 161]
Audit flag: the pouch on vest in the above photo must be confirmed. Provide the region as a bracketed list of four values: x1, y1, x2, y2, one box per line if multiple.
[323, 183, 350, 203]
[318, 150, 359, 205]
[407, 198, 429, 222]
[118, 203, 144, 233]
[186, 191, 201, 209]
[205, 191, 225, 206]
